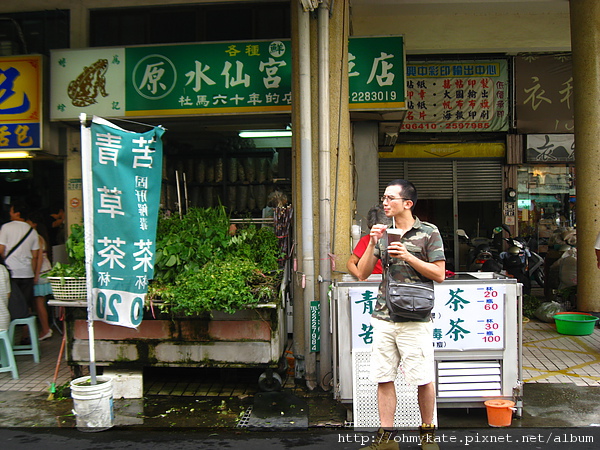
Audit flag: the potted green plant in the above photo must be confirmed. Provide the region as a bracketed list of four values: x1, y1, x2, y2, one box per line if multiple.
[148, 206, 283, 315]
[45, 223, 87, 300]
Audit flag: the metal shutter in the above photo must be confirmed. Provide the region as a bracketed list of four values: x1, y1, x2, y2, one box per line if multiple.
[379, 160, 453, 200]
[379, 159, 502, 202]
[456, 160, 502, 202]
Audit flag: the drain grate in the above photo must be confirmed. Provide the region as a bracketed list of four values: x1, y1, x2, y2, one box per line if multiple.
[236, 406, 252, 428]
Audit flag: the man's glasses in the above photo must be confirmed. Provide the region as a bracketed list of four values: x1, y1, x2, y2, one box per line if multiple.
[381, 195, 409, 203]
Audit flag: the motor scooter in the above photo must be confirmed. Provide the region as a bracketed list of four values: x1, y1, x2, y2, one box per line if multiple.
[490, 225, 545, 294]
[457, 229, 500, 271]
[526, 237, 545, 288]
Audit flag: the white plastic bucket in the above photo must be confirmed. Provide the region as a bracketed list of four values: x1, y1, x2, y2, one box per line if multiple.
[71, 376, 114, 431]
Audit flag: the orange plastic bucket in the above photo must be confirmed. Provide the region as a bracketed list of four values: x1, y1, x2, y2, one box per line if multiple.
[484, 399, 515, 427]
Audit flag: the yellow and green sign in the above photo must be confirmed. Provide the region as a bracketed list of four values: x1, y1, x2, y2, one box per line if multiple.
[0, 55, 42, 150]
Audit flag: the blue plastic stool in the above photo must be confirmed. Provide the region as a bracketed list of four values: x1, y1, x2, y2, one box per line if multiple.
[0, 330, 19, 379]
[8, 316, 40, 363]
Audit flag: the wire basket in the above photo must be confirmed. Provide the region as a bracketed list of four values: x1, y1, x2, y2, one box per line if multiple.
[48, 277, 87, 301]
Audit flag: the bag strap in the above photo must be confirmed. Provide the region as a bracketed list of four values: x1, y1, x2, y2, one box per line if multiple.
[5, 226, 34, 259]
[384, 247, 391, 305]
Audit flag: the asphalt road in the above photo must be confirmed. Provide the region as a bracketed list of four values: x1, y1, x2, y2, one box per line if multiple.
[2, 427, 599, 450]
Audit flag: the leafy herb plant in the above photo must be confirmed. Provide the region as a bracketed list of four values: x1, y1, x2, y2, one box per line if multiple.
[149, 206, 282, 315]
[45, 223, 86, 278]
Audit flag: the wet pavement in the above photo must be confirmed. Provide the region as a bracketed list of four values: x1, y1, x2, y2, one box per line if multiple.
[0, 377, 599, 430]
[1, 307, 599, 435]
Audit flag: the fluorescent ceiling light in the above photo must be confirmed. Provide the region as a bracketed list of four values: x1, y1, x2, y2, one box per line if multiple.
[0, 151, 32, 159]
[239, 130, 292, 139]
[0, 168, 29, 173]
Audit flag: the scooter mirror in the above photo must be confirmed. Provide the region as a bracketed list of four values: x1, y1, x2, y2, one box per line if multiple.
[492, 226, 503, 235]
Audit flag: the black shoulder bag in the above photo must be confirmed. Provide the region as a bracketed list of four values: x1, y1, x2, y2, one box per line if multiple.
[5, 226, 34, 320]
[383, 234, 435, 321]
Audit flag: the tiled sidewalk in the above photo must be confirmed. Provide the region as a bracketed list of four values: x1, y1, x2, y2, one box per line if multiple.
[522, 319, 600, 386]
[0, 326, 72, 393]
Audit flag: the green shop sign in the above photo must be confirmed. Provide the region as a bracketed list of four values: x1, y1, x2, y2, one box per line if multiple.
[348, 35, 406, 111]
[126, 40, 292, 116]
[51, 36, 406, 120]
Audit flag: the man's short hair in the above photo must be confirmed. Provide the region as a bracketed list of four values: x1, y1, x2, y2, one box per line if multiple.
[387, 179, 417, 209]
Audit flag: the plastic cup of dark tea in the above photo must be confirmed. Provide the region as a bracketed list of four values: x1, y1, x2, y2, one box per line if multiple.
[386, 228, 404, 244]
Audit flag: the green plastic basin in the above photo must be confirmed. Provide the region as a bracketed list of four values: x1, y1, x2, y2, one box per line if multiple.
[553, 313, 599, 336]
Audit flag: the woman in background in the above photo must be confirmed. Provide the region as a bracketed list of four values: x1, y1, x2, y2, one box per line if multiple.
[0, 255, 11, 331]
[27, 212, 53, 340]
[346, 204, 391, 280]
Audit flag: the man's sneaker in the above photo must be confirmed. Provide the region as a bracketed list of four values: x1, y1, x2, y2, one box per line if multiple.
[419, 423, 439, 450]
[360, 428, 399, 450]
[39, 329, 53, 341]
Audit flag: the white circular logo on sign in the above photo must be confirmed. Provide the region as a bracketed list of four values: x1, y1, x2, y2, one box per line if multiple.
[132, 54, 177, 100]
[268, 41, 286, 58]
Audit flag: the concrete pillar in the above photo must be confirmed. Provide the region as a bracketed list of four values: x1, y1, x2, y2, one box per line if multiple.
[328, 1, 352, 281]
[291, 0, 351, 388]
[569, 0, 600, 312]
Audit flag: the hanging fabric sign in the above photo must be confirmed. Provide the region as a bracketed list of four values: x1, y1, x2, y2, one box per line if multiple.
[88, 116, 164, 328]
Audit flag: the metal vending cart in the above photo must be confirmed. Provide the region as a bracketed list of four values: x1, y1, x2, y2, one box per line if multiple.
[332, 272, 523, 428]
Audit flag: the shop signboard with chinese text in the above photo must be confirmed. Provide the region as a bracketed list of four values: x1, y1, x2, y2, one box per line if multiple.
[380, 142, 505, 159]
[401, 59, 508, 133]
[526, 134, 574, 162]
[515, 54, 573, 134]
[0, 55, 42, 150]
[349, 282, 505, 351]
[348, 36, 406, 111]
[125, 41, 292, 116]
[51, 49, 126, 121]
[51, 36, 406, 120]
[88, 117, 164, 328]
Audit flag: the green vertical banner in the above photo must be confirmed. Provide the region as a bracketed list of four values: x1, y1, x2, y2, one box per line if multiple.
[90, 116, 164, 328]
[310, 300, 320, 352]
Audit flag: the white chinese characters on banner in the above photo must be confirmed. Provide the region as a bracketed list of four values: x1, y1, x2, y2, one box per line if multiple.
[349, 283, 505, 351]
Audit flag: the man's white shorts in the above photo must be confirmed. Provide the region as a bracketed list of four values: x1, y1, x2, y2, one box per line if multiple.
[369, 317, 434, 386]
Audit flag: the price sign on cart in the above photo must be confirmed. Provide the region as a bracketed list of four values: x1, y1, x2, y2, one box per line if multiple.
[432, 283, 505, 351]
[348, 283, 506, 351]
